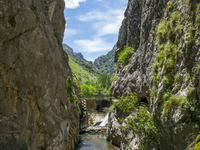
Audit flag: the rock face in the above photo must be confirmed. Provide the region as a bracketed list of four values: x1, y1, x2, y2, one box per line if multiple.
[107, 107, 139, 149]
[0, 0, 79, 149]
[110, 0, 200, 149]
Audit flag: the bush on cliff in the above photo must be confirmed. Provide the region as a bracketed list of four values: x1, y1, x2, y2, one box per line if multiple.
[115, 93, 157, 149]
[117, 46, 134, 66]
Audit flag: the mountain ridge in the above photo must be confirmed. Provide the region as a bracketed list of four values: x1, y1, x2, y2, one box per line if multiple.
[63, 44, 88, 62]
[94, 45, 116, 76]
[63, 43, 115, 76]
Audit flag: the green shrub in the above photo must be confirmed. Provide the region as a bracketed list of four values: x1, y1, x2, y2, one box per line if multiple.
[187, 87, 195, 96]
[186, 26, 196, 45]
[165, 56, 175, 68]
[126, 106, 157, 150]
[66, 77, 78, 104]
[162, 94, 188, 117]
[107, 86, 111, 96]
[80, 84, 95, 96]
[116, 93, 157, 149]
[115, 93, 157, 150]
[195, 135, 200, 150]
[156, 20, 168, 40]
[117, 46, 134, 66]
[108, 104, 115, 116]
[115, 93, 138, 113]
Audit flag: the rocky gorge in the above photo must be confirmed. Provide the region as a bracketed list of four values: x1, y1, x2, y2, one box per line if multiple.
[108, 0, 200, 149]
[1, 0, 200, 149]
[0, 0, 79, 149]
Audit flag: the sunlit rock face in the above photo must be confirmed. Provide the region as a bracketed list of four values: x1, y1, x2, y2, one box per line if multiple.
[110, 0, 200, 149]
[0, 0, 79, 149]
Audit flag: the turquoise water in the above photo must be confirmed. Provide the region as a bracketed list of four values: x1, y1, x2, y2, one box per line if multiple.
[77, 134, 119, 150]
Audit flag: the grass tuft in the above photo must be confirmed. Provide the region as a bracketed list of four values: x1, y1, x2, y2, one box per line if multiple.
[117, 46, 134, 66]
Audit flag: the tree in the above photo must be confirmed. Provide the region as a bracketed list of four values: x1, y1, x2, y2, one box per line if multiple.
[98, 73, 111, 89]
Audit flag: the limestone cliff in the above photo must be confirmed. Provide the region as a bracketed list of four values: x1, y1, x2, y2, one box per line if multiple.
[0, 0, 79, 149]
[109, 0, 200, 149]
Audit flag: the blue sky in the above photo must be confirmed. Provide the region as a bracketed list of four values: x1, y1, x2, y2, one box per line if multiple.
[63, 0, 127, 61]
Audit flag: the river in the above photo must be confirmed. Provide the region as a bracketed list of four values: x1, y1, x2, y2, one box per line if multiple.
[77, 134, 119, 150]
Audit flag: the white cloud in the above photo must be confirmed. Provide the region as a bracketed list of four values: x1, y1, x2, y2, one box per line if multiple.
[77, 9, 124, 36]
[64, 28, 79, 38]
[64, 0, 86, 9]
[74, 38, 113, 52]
[65, 17, 70, 20]
[64, 23, 79, 38]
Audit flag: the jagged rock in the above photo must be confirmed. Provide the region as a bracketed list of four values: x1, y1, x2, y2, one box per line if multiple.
[110, 0, 200, 149]
[0, 0, 79, 149]
[107, 107, 139, 149]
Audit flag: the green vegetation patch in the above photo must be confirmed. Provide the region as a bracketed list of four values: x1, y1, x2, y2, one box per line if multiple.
[68, 54, 112, 97]
[195, 135, 200, 150]
[162, 93, 188, 117]
[156, 11, 183, 44]
[66, 77, 78, 105]
[152, 1, 199, 118]
[115, 93, 138, 113]
[186, 26, 196, 45]
[114, 93, 157, 149]
[94, 47, 115, 75]
[117, 46, 134, 66]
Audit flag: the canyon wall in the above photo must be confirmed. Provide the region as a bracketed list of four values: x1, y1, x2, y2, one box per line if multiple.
[109, 0, 200, 149]
[0, 0, 79, 149]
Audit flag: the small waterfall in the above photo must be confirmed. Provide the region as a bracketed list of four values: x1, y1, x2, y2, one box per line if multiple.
[99, 113, 108, 127]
